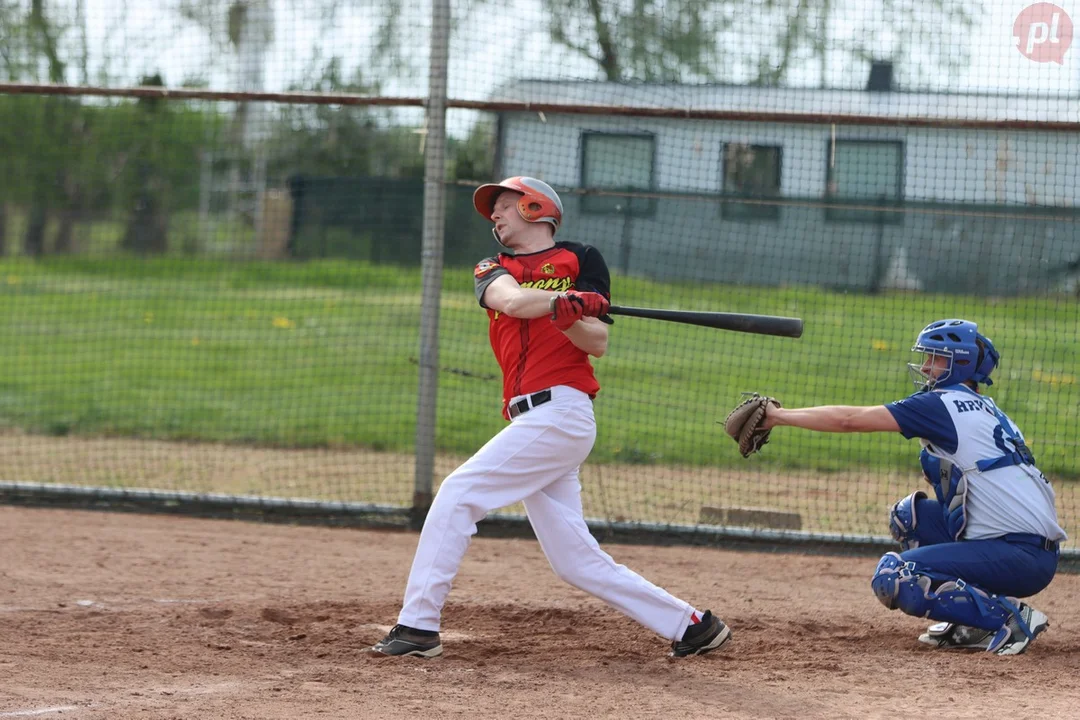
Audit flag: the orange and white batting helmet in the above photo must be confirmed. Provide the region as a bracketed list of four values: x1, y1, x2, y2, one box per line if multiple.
[472, 176, 563, 232]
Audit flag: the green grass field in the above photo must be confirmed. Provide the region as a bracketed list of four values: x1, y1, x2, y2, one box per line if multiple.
[0, 256, 1077, 478]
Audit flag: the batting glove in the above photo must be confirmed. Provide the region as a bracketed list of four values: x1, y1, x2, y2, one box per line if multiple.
[550, 293, 586, 331]
[566, 290, 610, 318]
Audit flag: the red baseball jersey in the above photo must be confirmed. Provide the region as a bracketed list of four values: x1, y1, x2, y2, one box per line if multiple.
[473, 242, 613, 417]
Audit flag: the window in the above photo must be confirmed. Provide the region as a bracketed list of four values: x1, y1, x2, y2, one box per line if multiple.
[825, 140, 904, 223]
[721, 143, 782, 221]
[580, 132, 655, 215]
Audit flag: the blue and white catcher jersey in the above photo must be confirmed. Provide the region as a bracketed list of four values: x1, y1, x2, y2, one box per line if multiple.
[886, 386, 1066, 542]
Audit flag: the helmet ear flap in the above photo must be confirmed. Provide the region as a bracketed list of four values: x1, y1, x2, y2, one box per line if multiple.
[973, 334, 1000, 385]
[518, 198, 545, 220]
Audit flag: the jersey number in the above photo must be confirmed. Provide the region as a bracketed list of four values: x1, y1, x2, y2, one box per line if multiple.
[993, 425, 1036, 466]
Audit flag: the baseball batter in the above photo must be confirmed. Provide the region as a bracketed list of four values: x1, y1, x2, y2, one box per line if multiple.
[726, 319, 1064, 655]
[371, 176, 730, 659]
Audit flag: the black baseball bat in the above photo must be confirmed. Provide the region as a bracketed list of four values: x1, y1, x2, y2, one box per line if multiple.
[607, 305, 803, 338]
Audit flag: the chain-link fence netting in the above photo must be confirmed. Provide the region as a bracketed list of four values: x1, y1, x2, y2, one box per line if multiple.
[0, 0, 1077, 548]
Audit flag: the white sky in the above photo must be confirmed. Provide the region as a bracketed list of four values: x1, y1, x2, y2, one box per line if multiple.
[74, 0, 1080, 136]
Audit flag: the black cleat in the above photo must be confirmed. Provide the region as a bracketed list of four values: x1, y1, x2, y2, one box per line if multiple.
[670, 610, 731, 658]
[369, 624, 443, 658]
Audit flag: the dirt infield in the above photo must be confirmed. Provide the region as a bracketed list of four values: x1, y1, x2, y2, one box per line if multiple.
[2, 506, 1079, 720]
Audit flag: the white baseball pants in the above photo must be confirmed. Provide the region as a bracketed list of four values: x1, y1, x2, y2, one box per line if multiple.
[397, 385, 696, 641]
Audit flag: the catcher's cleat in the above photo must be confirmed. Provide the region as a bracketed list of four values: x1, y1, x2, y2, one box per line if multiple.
[918, 622, 995, 650]
[670, 610, 731, 658]
[988, 603, 1050, 656]
[369, 624, 443, 658]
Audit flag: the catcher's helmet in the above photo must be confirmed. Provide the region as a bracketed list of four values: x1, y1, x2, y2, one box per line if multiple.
[908, 319, 999, 390]
[472, 176, 563, 232]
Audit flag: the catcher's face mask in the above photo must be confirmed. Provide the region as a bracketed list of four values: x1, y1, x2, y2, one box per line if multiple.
[907, 349, 952, 391]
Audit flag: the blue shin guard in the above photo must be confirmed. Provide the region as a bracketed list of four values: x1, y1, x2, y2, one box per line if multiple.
[871, 552, 1031, 636]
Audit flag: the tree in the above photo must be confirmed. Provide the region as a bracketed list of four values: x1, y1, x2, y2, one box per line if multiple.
[741, 0, 978, 88]
[266, 60, 385, 178]
[23, 0, 68, 256]
[177, 0, 273, 146]
[119, 74, 171, 254]
[449, 118, 495, 182]
[545, 0, 730, 82]
[540, 0, 978, 86]
[0, 0, 101, 255]
[0, 1, 31, 80]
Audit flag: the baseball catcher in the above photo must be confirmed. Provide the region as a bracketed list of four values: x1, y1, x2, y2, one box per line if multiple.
[722, 319, 1065, 655]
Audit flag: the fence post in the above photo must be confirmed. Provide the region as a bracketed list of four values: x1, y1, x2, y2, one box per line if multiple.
[618, 197, 632, 274]
[413, 0, 451, 529]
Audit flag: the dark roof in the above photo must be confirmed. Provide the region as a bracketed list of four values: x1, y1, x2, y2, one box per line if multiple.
[490, 80, 1080, 124]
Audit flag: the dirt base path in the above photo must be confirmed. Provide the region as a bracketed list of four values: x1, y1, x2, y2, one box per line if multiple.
[2, 506, 1078, 719]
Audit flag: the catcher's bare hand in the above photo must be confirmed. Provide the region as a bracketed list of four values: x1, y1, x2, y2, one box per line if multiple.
[723, 393, 782, 458]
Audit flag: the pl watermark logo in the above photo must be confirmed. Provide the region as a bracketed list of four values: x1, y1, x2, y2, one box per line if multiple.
[1013, 3, 1073, 63]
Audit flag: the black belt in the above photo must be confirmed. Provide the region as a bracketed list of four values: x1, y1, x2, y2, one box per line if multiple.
[508, 389, 552, 419]
[1002, 533, 1059, 553]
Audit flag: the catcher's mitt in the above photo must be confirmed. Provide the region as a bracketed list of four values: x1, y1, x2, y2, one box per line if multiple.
[723, 393, 782, 458]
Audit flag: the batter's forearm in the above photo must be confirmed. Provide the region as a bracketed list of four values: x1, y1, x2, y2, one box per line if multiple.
[500, 288, 559, 319]
[482, 275, 557, 319]
[561, 318, 608, 357]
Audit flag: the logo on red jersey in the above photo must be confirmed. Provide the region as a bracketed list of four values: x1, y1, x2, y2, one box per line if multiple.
[520, 277, 573, 291]
[474, 260, 498, 278]
[540, 262, 556, 275]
